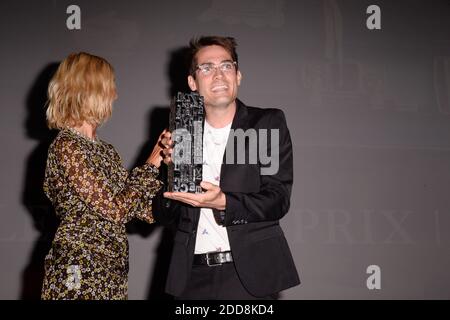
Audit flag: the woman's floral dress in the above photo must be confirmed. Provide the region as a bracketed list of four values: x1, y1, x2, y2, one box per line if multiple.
[41, 128, 162, 300]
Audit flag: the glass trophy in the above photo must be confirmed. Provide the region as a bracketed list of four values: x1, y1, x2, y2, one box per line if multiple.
[168, 91, 204, 193]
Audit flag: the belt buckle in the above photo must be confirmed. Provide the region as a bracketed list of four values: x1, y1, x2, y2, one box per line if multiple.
[205, 252, 221, 267]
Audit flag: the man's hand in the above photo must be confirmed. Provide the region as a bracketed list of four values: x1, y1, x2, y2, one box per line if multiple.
[163, 181, 226, 210]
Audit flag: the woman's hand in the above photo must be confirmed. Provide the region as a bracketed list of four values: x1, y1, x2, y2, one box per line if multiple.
[160, 130, 173, 165]
[146, 129, 168, 168]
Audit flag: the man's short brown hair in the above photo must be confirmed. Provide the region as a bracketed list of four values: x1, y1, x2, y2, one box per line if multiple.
[189, 36, 238, 77]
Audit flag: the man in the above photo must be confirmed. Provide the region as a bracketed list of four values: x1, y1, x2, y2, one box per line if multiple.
[155, 36, 300, 299]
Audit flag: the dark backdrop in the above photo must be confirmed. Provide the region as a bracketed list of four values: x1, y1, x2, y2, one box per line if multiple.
[1, 0, 450, 299]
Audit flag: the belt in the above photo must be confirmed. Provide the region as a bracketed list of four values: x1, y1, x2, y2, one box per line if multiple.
[193, 251, 233, 267]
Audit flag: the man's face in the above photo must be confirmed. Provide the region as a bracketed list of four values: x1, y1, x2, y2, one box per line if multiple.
[188, 45, 242, 109]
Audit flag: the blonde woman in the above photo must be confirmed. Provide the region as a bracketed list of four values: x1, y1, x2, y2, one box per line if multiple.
[41, 52, 163, 299]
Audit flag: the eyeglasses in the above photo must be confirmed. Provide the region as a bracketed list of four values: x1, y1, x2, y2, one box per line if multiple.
[195, 60, 237, 76]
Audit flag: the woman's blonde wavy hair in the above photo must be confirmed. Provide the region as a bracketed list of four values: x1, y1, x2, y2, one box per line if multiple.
[46, 52, 117, 129]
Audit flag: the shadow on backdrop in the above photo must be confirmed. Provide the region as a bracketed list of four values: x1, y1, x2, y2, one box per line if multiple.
[20, 63, 59, 299]
[126, 46, 191, 300]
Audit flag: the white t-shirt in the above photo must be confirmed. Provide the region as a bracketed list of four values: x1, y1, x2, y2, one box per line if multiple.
[194, 120, 232, 254]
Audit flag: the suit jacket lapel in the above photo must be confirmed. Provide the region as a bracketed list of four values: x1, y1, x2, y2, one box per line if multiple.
[220, 99, 249, 192]
[189, 101, 248, 226]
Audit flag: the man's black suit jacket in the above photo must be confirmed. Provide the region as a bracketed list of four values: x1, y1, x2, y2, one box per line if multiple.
[154, 99, 300, 297]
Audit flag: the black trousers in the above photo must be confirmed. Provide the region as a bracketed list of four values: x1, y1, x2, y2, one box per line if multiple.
[175, 262, 278, 300]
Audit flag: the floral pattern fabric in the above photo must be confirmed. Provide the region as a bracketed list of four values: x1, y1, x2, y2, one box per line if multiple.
[41, 128, 162, 300]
